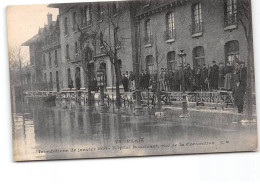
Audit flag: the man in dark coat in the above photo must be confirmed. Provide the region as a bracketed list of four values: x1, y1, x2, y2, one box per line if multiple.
[233, 81, 246, 113]
[211, 61, 219, 90]
[184, 64, 192, 91]
[239, 61, 247, 88]
[143, 69, 150, 91]
[201, 64, 208, 91]
[194, 65, 202, 91]
[140, 70, 144, 91]
[218, 62, 225, 89]
[75, 77, 81, 90]
[122, 74, 129, 92]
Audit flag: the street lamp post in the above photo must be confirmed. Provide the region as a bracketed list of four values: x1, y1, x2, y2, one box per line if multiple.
[178, 50, 189, 118]
[178, 50, 186, 93]
[97, 68, 106, 112]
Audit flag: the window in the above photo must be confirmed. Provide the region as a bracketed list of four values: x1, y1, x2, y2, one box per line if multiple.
[80, 8, 84, 25]
[191, 3, 203, 35]
[55, 50, 58, 66]
[64, 17, 68, 35]
[83, 5, 92, 26]
[193, 46, 205, 68]
[66, 44, 70, 60]
[49, 52, 52, 68]
[67, 68, 72, 88]
[97, 3, 103, 21]
[84, 49, 92, 64]
[72, 12, 77, 29]
[225, 40, 239, 66]
[43, 54, 46, 69]
[49, 72, 53, 91]
[165, 12, 175, 40]
[146, 55, 154, 74]
[167, 51, 176, 70]
[224, 0, 238, 27]
[144, 19, 152, 45]
[112, 2, 119, 15]
[75, 42, 78, 54]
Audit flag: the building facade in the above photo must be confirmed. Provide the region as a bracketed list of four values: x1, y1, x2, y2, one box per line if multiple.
[23, 13, 62, 91]
[22, 0, 249, 92]
[49, 1, 137, 90]
[136, 0, 247, 73]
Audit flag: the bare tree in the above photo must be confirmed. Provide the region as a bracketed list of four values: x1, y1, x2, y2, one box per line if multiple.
[8, 45, 27, 85]
[238, 0, 254, 120]
[88, 2, 129, 109]
[153, 36, 166, 111]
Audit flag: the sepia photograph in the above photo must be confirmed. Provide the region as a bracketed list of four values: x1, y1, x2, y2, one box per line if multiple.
[7, 0, 258, 162]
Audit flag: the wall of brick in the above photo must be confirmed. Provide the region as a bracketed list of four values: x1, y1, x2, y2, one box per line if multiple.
[138, 0, 248, 70]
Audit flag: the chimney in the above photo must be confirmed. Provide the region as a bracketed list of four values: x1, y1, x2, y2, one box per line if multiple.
[47, 12, 53, 25]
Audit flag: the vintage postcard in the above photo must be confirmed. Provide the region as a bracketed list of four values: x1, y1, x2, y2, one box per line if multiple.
[7, 0, 258, 161]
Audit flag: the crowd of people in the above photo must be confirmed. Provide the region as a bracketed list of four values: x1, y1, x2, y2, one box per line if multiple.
[121, 60, 248, 113]
[122, 60, 247, 92]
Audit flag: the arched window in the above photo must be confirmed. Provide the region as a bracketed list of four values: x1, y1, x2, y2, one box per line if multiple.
[167, 51, 176, 70]
[43, 54, 46, 69]
[193, 46, 205, 67]
[166, 12, 175, 40]
[225, 40, 239, 65]
[56, 71, 60, 92]
[72, 12, 77, 29]
[49, 52, 52, 68]
[85, 48, 92, 62]
[54, 50, 58, 66]
[67, 68, 71, 88]
[49, 72, 53, 91]
[144, 19, 152, 44]
[66, 44, 70, 60]
[112, 2, 119, 15]
[191, 3, 203, 35]
[84, 5, 92, 25]
[44, 73, 47, 90]
[75, 42, 78, 54]
[97, 3, 103, 21]
[146, 55, 154, 74]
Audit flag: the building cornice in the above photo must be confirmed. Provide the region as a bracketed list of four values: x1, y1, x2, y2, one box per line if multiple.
[136, 0, 190, 20]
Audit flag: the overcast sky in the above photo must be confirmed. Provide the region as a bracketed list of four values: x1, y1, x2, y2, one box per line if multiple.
[7, 4, 59, 62]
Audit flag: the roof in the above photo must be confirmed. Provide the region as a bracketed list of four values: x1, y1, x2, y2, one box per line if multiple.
[22, 34, 43, 46]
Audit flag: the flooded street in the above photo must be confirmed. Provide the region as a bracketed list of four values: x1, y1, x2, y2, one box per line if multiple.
[12, 103, 258, 161]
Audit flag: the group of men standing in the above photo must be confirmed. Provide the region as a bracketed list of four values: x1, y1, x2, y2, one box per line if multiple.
[120, 59, 247, 113]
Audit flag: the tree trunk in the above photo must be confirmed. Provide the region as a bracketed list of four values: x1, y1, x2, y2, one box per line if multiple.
[114, 59, 121, 109]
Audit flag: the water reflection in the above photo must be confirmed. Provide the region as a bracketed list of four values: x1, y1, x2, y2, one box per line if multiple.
[12, 103, 257, 161]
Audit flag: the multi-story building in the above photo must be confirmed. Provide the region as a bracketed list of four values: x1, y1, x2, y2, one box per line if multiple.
[23, 13, 62, 91]
[49, 1, 138, 90]
[22, 0, 250, 92]
[135, 0, 248, 73]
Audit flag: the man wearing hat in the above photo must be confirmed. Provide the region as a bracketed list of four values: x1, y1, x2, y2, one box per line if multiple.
[211, 60, 219, 90]
[201, 64, 208, 91]
[232, 78, 246, 113]
[239, 61, 247, 88]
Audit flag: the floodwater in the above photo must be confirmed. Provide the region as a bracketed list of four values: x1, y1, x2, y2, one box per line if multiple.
[12, 102, 258, 161]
